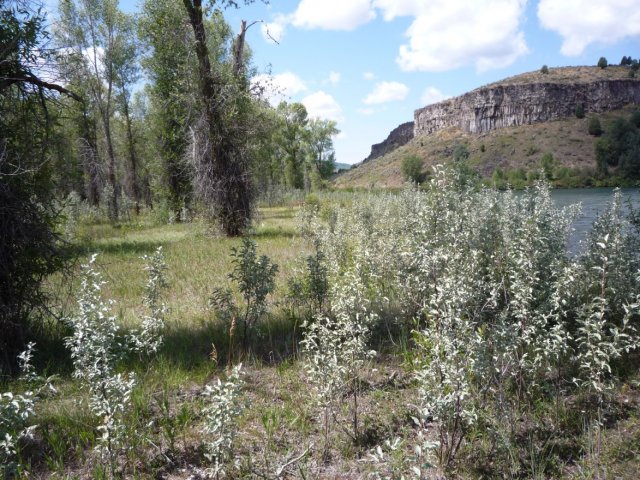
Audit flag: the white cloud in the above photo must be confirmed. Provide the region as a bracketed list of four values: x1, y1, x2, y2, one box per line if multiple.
[363, 81, 409, 105]
[302, 90, 344, 122]
[373, 0, 528, 72]
[326, 71, 341, 85]
[420, 86, 449, 106]
[538, 0, 640, 56]
[357, 107, 375, 115]
[251, 71, 307, 105]
[261, 17, 286, 43]
[363, 71, 376, 80]
[291, 0, 376, 30]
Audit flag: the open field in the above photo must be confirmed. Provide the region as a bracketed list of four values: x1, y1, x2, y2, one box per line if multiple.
[4, 187, 640, 479]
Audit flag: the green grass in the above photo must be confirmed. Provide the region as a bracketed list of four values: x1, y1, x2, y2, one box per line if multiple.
[6, 202, 640, 479]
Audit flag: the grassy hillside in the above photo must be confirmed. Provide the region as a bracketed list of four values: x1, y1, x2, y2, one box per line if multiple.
[335, 106, 639, 189]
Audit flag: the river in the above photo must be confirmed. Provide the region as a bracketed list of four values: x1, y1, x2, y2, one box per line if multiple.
[549, 188, 640, 253]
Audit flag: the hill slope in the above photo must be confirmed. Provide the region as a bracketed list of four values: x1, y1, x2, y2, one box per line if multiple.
[335, 107, 637, 189]
[336, 66, 640, 189]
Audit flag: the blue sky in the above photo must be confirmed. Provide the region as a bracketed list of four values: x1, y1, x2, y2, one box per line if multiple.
[63, 0, 640, 164]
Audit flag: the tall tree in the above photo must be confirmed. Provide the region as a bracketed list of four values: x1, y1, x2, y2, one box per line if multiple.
[307, 118, 338, 188]
[1, 1, 77, 371]
[139, 0, 195, 219]
[183, 0, 254, 235]
[274, 102, 309, 190]
[58, 0, 125, 220]
[112, 11, 142, 214]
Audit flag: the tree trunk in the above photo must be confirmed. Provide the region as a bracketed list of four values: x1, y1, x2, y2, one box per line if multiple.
[120, 87, 141, 215]
[79, 106, 101, 206]
[183, 0, 253, 236]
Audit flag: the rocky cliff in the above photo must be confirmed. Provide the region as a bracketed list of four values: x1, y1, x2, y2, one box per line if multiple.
[414, 78, 640, 137]
[362, 121, 414, 163]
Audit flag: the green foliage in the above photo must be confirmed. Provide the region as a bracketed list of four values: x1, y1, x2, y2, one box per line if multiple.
[0, 1, 68, 372]
[594, 113, 640, 177]
[540, 64, 549, 74]
[453, 143, 470, 162]
[210, 238, 279, 353]
[575, 102, 586, 119]
[541, 152, 555, 180]
[401, 154, 424, 184]
[597, 57, 608, 69]
[588, 116, 603, 136]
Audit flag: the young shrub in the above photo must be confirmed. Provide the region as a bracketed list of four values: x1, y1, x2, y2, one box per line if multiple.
[131, 246, 168, 356]
[301, 270, 377, 453]
[401, 155, 424, 184]
[230, 238, 278, 350]
[575, 103, 586, 119]
[540, 64, 549, 74]
[201, 364, 245, 476]
[1, 343, 39, 476]
[597, 56, 608, 69]
[65, 255, 136, 476]
[588, 117, 603, 136]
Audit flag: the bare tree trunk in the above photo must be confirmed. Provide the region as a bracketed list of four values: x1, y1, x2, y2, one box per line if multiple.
[79, 106, 101, 206]
[120, 87, 141, 215]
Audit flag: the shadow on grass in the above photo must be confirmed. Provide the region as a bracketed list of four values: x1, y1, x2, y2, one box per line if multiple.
[71, 240, 165, 257]
[249, 227, 297, 240]
[150, 313, 303, 373]
[259, 210, 297, 220]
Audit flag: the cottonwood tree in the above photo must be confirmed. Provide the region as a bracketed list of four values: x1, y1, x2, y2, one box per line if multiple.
[57, 0, 129, 219]
[182, 0, 256, 235]
[274, 102, 310, 190]
[139, 0, 196, 219]
[307, 118, 338, 189]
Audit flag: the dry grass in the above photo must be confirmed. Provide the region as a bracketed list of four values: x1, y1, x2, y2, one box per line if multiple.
[335, 107, 638, 189]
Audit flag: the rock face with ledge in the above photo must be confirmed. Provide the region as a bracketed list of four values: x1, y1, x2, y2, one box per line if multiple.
[414, 79, 640, 137]
[362, 121, 414, 163]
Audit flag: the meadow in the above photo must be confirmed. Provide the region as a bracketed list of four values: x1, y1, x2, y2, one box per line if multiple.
[3, 170, 640, 479]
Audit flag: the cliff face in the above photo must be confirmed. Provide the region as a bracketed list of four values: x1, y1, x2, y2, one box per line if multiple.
[363, 121, 414, 163]
[414, 79, 640, 137]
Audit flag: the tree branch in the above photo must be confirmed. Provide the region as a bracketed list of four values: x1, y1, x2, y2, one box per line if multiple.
[1, 73, 82, 102]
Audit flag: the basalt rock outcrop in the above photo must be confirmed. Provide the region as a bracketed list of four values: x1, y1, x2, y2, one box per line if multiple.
[362, 121, 414, 163]
[414, 79, 640, 137]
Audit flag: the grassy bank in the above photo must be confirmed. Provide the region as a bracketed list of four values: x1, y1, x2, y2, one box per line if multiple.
[4, 186, 640, 479]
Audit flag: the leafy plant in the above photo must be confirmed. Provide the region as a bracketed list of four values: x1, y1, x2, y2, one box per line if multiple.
[65, 255, 136, 477]
[201, 364, 245, 476]
[131, 246, 168, 356]
[210, 238, 278, 359]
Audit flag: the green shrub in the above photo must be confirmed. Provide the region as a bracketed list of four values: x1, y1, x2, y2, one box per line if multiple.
[575, 103, 585, 119]
[597, 56, 608, 69]
[401, 154, 424, 184]
[588, 117, 603, 136]
[540, 64, 549, 74]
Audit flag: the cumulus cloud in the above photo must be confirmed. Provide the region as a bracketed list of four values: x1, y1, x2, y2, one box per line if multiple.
[420, 86, 449, 106]
[251, 71, 307, 105]
[538, 0, 640, 56]
[302, 91, 344, 122]
[291, 0, 376, 30]
[363, 81, 409, 105]
[374, 0, 528, 72]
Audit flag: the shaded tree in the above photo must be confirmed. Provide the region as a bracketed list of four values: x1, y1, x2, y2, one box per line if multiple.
[1, 1, 77, 372]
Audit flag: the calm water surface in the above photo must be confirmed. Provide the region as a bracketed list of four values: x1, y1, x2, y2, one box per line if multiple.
[550, 188, 640, 253]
